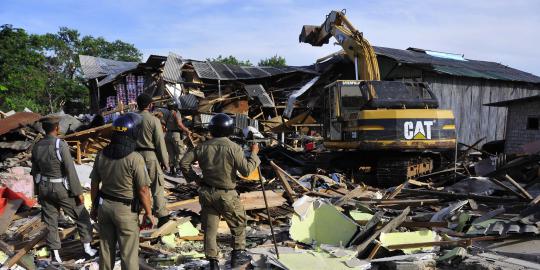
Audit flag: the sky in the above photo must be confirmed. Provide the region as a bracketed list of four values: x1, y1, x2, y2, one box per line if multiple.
[2, 0, 540, 75]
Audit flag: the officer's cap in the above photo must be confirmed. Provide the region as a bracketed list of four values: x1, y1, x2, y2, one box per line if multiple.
[40, 116, 62, 125]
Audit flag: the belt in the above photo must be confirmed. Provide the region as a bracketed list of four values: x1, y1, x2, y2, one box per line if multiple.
[42, 177, 63, 183]
[201, 183, 234, 191]
[136, 147, 155, 152]
[100, 192, 132, 205]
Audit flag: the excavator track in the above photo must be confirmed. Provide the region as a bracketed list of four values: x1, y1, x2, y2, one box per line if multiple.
[376, 157, 433, 187]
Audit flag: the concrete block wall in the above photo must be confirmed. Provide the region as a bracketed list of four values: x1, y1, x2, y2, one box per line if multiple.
[504, 100, 540, 154]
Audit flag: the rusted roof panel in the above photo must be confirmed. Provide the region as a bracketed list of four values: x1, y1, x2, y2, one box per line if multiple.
[0, 112, 42, 136]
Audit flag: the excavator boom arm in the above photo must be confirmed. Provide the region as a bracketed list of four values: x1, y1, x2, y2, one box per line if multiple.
[299, 10, 380, 81]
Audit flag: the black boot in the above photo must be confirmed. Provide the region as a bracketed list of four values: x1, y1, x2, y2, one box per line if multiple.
[230, 249, 251, 268]
[157, 215, 170, 228]
[208, 259, 220, 270]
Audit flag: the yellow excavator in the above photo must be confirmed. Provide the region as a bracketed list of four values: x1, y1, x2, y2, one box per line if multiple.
[299, 10, 457, 186]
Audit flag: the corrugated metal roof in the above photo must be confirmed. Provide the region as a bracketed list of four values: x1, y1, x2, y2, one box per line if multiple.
[244, 85, 275, 107]
[178, 94, 199, 110]
[373, 46, 540, 84]
[0, 112, 42, 136]
[162, 52, 184, 83]
[189, 60, 318, 81]
[79, 55, 139, 80]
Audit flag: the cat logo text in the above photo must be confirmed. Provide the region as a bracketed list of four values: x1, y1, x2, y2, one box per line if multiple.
[404, 121, 434, 140]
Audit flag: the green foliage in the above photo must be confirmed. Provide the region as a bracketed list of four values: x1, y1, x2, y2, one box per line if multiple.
[207, 55, 253, 66]
[0, 24, 142, 114]
[258, 55, 287, 67]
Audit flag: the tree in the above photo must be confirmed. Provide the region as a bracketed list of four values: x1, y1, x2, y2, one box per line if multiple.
[207, 55, 252, 66]
[258, 55, 287, 67]
[0, 24, 142, 113]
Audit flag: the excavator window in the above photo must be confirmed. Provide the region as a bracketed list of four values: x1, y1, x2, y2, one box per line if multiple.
[340, 85, 365, 108]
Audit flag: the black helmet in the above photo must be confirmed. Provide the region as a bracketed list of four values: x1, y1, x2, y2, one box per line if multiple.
[208, 113, 234, 137]
[112, 112, 142, 140]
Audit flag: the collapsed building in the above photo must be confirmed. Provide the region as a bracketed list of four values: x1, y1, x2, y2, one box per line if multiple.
[80, 46, 540, 147]
[0, 40, 540, 268]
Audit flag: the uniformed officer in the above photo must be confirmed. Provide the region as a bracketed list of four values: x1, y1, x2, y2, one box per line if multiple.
[135, 93, 171, 227]
[162, 102, 191, 175]
[90, 113, 155, 270]
[180, 113, 260, 269]
[31, 116, 96, 263]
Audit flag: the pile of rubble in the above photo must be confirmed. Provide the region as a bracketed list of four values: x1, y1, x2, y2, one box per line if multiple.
[0, 115, 539, 269]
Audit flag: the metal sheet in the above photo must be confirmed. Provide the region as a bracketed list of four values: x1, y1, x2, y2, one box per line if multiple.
[284, 76, 320, 118]
[374, 46, 540, 84]
[179, 94, 199, 110]
[189, 60, 318, 81]
[0, 112, 42, 136]
[79, 55, 138, 80]
[163, 52, 184, 83]
[244, 85, 275, 108]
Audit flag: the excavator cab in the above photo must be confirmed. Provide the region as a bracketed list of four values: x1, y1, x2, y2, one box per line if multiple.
[323, 80, 455, 151]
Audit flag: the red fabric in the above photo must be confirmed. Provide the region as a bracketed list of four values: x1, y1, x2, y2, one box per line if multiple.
[0, 187, 37, 214]
[305, 142, 315, 151]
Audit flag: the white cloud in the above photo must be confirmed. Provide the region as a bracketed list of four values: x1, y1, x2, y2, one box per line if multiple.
[3, 0, 539, 74]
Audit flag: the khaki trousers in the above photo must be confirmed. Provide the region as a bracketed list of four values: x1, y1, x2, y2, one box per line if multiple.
[138, 150, 169, 218]
[38, 181, 92, 250]
[199, 186, 247, 259]
[98, 199, 140, 270]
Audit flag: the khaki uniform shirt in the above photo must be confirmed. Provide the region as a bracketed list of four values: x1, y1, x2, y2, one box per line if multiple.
[162, 109, 183, 132]
[31, 135, 82, 196]
[180, 137, 260, 190]
[136, 110, 169, 165]
[90, 152, 150, 200]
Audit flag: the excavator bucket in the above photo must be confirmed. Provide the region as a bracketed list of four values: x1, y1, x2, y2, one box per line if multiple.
[299, 25, 331, 46]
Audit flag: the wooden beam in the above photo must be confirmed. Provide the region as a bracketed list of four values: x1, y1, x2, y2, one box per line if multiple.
[386, 235, 501, 250]
[490, 177, 528, 200]
[269, 161, 309, 193]
[503, 174, 533, 200]
[270, 161, 296, 203]
[0, 240, 33, 270]
[334, 185, 368, 206]
[3, 225, 47, 269]
[400, 188, 522, 203]
[355, 207, 410, 257]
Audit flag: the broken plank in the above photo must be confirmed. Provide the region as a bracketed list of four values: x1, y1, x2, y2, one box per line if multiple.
[503, 174, 533, 200]
[0, 199, 23, 234]
[149, 219, 180, 238]
[400, 188, 521, 202]
[269, 162, 309, 192]
[490, 177, 528, 200]
[3, 224, 47, 269]
[270, 160, 296, 203]
[355, 207, 410, 258]
[0, 240, 33, 270]
[334, 185, 368, 207]
[348, 212, 383, 247]
[386, 235, 500, 250]
[385, 180, 408, 200]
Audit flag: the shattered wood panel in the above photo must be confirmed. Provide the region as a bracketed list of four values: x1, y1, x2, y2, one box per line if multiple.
[222, 100, 249, 115]
[0, 112, 41, 136]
